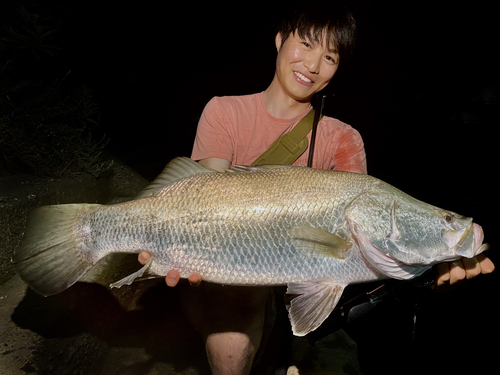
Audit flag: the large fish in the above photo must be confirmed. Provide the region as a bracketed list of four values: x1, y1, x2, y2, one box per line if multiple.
[12, 157, 489, 336]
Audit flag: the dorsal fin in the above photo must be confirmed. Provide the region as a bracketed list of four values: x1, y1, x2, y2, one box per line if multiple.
[134, 157, 216, 199]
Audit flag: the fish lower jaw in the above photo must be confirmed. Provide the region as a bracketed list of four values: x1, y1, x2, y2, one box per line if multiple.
[454, 222, 488, 258]
[472, 223, 488, 256]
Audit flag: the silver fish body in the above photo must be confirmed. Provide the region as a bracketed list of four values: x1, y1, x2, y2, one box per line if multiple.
[12, 157, 489, 335]
[76, 165, 382, 286]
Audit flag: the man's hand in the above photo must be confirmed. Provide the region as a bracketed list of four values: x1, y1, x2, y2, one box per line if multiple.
[434, 254, 495, 288]
[138, 251, 202, 287]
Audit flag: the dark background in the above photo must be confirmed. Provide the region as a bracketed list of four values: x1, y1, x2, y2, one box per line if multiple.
[2, 0, 498, 373]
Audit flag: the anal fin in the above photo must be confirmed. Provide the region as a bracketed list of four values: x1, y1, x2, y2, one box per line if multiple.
[286, 281, 346, 336]
[109, 257, 159, 288]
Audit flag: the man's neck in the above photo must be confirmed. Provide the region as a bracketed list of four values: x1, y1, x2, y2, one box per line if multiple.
[262, 78, 312, 119]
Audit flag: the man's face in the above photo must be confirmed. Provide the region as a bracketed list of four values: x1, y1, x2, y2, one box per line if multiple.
[275, 30, 339, 102]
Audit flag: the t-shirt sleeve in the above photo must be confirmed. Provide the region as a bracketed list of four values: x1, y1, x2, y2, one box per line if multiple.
[191, 97, 233, 162]
[333, 126, 367, 174]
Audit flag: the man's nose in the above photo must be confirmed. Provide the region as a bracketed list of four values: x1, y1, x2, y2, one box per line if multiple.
[304, 52, 322, 74]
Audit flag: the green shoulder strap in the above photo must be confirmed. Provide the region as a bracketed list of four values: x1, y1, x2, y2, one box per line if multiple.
[251, 109, 321, 166]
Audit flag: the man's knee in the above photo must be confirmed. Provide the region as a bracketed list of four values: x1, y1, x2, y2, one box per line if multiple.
[206, 331, 256, 375]
[179, 284, 273, 374]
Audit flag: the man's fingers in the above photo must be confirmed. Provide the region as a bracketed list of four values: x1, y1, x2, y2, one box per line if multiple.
[462, 257, 482, 279]
[435, 260, 467, 287]
[434, 255, 495, 289]
[458, 255, 495, 280]
[188, 274, 202, 287]
[477, 254, 495, 274]
[138, 251, 151, 265]
[166, 269, 181, 287]
[449, 260, 466, 285]
[435, 262, 451, 286]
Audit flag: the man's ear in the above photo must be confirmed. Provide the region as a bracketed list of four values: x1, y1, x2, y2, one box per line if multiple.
[275, 32, 282, 52]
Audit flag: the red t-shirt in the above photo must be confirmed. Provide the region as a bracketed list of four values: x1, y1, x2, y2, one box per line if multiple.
[191, 92, 367, 173]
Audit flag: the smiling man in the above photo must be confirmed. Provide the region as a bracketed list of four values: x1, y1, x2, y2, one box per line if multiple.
[138, 5, 493, 375]
[192, 7, 364, 174]
[270, 29, 340, 110]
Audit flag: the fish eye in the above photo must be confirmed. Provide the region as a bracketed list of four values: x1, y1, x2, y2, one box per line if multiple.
[444, 213, 454, 223]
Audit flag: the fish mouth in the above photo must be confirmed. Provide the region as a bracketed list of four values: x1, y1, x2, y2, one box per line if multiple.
[472, 223, 489, 256]
[453, 222, 489, 258]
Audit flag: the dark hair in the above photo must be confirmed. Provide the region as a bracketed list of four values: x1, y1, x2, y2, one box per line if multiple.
[277, 5, 357, 64]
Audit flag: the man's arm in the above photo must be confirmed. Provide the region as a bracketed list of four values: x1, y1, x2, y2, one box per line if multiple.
[198, 157, 231, 172]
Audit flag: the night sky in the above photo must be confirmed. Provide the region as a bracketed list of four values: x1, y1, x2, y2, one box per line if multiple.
[58, 0, 497, 210]
[3, 0, 499, 373]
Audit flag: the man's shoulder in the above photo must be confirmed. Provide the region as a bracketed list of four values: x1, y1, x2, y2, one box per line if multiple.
[319, 115, 351, 129]
[210, 92, 260, 106]
[319, 115, 363, 139]
[204, 93, 261, 119]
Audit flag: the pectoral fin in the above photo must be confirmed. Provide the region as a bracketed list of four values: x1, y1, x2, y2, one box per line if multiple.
[286, 281, 346, 336]
[291, 226, 352, 259]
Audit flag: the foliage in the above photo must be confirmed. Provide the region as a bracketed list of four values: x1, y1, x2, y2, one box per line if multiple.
[2, 8, 60, 63]
[0, 8, 111, 177]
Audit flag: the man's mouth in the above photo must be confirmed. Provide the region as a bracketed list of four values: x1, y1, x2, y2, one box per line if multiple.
[294, 71, 313, 84]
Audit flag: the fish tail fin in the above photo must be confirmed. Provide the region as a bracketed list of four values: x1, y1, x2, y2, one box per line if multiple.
[12, 204, 102, 296]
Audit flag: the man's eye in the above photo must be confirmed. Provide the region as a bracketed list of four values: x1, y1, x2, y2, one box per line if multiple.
[325, 56, 337, 64]
[302, 41, 310, 48]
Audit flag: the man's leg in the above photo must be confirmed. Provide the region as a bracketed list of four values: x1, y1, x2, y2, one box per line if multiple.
[180, 282, 271, 375]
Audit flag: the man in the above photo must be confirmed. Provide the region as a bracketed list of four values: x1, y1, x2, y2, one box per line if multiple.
[139, 5, 494, 374]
